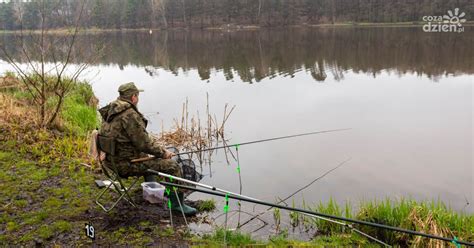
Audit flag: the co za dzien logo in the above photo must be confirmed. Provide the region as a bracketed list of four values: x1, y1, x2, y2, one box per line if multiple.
[423, 8, 466, 33]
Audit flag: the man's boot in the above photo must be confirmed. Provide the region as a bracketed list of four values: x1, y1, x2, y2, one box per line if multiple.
[169, 191, 197, 216]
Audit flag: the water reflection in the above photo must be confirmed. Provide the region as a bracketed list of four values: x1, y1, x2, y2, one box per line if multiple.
[1, 27, 472, 83]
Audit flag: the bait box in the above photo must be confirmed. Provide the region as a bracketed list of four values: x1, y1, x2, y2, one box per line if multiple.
[141, 182, 167, 204]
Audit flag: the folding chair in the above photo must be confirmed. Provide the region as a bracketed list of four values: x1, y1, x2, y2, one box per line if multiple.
[95, 135, 139, 212]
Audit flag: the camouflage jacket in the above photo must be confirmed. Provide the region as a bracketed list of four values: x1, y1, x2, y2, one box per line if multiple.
[98, 98, 166, 163]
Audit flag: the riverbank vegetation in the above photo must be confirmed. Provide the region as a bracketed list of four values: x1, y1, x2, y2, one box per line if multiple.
[0, 73, 195, 246]
[194, 198, 473, 247]
[0, 74, 98, 245]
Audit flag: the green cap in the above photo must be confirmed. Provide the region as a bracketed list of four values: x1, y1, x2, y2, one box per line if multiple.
[118, 82, 144, 96]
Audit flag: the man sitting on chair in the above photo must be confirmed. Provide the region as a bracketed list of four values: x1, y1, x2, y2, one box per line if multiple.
[98, 82, 197, 216]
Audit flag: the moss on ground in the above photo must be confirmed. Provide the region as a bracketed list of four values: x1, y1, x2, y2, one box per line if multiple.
[0, 148, 95, 245]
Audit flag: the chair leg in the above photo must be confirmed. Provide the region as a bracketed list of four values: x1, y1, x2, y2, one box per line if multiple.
[117, 177, 139, 208]
[95, 177, 140, 212]
[96, 182, 117, 213]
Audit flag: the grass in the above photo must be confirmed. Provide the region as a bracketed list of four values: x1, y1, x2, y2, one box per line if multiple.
[297, 198, 474, 247]
[0, 74, 99, 245]
[196, 199, 217, 212]
[311, 198, 352, 234]
[198, 198, 473, 247]
[194, 228, 375, 247]
[0, 73, 97, 166]
[61, 82, 99, 136]
[273, 207, 281, 233]
[0, 72, 99, 137]
[355, 199, 474, 247]
[198, 228, 258, 247]
[0, 148, 95, 245]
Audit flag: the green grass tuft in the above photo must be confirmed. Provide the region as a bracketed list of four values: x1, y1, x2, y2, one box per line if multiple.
[61, 82, 98, 136]
[6, 222, 19, 232]
[312, 197, 351, 234]
[197, 199, 217, 212]
[28, 168, 49, 181]
[0, 151, 15, 161]
[43, 198, 63, 209]
[201, 228, 258, 246]
[37, 225, 54, 240]
[355, 198, 474, 246]
[53, 220, 73, 233]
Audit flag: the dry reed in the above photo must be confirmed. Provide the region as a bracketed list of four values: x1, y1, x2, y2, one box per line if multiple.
[152, 94, 236, 170]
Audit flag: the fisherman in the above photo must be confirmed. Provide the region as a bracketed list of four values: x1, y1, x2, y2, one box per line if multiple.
[98, 82, 197, 216]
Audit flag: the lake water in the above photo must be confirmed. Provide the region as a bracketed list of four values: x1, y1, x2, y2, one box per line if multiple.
[0, 27, 472, 237]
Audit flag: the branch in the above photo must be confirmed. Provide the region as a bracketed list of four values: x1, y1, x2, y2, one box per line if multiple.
[56, 0, 86, 79]
[0, 46, 42, 104]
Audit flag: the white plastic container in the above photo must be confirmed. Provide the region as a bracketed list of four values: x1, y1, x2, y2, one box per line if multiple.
[141, 182, 167, 204]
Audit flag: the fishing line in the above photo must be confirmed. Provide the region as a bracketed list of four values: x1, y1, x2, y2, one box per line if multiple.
[213, 210, 268, 227]
[299, 211, 391, 247]
[132, 128, 351, 163]
[238, 157, 352, 229]
[159, 181, 474, 247]
[235, 144, 243, 228]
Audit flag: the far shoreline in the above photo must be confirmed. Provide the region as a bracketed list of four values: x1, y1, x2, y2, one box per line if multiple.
[0, 21, 473, 34]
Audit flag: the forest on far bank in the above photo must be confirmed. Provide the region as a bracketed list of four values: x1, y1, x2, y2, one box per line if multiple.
[0, 0, 472, 30]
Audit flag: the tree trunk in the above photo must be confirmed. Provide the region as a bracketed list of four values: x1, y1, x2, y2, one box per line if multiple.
[182, 0, 187, 27]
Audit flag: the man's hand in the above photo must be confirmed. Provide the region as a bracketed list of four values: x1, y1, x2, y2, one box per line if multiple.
[163, 150, 176, 159]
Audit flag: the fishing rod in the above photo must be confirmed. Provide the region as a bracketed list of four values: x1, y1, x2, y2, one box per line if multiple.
[159, 181, 473, 247]
[132, 128, 351, 163]
[148, 169, 258, 201]
[151, 169, 389, 246]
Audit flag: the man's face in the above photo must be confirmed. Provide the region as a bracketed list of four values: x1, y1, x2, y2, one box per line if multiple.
[131, 93, 139, 105]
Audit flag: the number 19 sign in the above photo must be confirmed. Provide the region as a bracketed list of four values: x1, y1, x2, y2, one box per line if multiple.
[85, 223, 95, 240]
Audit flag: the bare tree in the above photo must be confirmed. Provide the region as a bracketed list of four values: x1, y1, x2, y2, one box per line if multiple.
[0, 0, 98, 128]
[181, 0, 187, 27]
[151, 0, 168, 29]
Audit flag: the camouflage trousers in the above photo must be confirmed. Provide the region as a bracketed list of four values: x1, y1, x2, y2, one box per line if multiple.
[115, 159, 182, 179]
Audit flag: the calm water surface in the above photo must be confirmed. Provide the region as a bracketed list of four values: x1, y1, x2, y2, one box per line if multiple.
[1, 27, 472, 237]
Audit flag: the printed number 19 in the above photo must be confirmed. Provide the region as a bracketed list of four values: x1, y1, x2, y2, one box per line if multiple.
[85, 224, 95, 239]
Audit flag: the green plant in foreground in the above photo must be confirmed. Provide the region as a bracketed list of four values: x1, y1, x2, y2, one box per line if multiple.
[312, 197, 349, 234]
[53, 220, 73, 233]
[356, 198, 474, 247]
[289, 199, 300, 227]
[197, 199, 217, 212]
[2, 73, 98, 136]
[273, 207, 281, 233]
[201, 228, 257, 246]
[61, 82, 99, 136]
